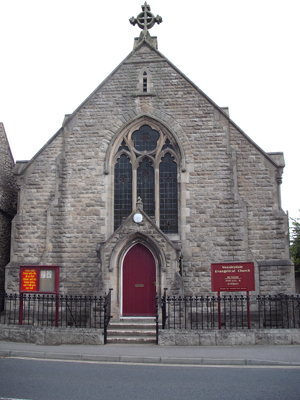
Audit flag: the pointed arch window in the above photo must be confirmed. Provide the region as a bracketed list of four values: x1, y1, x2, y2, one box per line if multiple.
[114, 154, 132, 230]
[159, 153, 178, 233]
[113, 124, 180, 234]
[143, 71, 148, 92]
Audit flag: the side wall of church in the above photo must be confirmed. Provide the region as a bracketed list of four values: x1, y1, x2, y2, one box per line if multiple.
[0, 123, 17, 294]
[5, 133, 64, 292]
[6, 44, 294, 296]
[229, 125, 293, 293]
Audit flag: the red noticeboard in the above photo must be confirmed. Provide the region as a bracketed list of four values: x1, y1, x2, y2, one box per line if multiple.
[21, 269, 37, 292]
[19, 266, 59, 294]
[211, 262, 255, 292]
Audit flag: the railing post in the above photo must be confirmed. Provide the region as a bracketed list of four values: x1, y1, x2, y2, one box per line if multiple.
[217, 293, 221, 329]
[155, 294, 159, 345]
[247, 292, 251, 329]
[19, 293, 23, 325]
[104, 288, 113, 345]
[211, 296, 215, 330]
[161, 288, 167, 329]
[55, 294, 59, 327]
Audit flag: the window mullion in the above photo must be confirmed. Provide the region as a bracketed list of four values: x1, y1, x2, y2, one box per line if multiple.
[155, 164, 160, 227]
[132, 167, 137, 211]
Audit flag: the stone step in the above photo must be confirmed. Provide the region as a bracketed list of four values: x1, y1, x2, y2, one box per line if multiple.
[108, 329, 156, 337]
[106, 318, 157, 344]
[118, 318, 156, 323]
[106, 336, 156, 345]
[109, 323, 156, 330]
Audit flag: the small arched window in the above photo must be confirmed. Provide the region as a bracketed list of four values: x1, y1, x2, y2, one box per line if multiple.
[143, 71, 148, 92]
[113, 124, 179, 234]
[137, 69, 152, 93]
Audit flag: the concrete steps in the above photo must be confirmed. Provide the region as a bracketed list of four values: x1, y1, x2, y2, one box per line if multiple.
[106, 318, 157, 344]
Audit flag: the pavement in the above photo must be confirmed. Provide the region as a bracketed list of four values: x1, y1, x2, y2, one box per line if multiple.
[1, 341, 300, 366]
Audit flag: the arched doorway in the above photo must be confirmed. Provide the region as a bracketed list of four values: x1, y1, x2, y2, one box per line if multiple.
[122, 243, 156, 316]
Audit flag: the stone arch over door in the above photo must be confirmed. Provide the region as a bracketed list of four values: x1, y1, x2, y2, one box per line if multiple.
[101, 231, 171, 318]
[116, 233, 166, 288]
[97, 211, 183, 320]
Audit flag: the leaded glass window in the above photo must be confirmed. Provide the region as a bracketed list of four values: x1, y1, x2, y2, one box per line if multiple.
[114, 154, 132, 230]
[132, 125, 159, 152]
[117, 140, 130, 153]
[113, 124, 179, 234]
[137, 158, 155, 217]
[159, 153, 178, 233]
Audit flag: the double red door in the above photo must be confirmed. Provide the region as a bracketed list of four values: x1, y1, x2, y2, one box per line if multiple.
[123, 243, 156, 316]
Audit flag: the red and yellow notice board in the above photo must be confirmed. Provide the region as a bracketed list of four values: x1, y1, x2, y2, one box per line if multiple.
[211, 262, 255, 292]
[19, 266, 59, 293]
[21, 269, 37, 292]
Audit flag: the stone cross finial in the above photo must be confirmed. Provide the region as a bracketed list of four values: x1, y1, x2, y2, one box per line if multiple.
[129, 2, 162, 31]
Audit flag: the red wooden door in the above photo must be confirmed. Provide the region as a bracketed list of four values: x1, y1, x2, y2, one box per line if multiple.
[123, 243, 156, 316]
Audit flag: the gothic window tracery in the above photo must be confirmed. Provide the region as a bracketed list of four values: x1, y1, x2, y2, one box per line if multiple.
[113, 124, 179, 233]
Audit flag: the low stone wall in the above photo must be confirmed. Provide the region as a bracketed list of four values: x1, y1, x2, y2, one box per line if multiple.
[1, 325, 300, 346]
[159, 329, 300, 346]
[0, 325, 104, 345]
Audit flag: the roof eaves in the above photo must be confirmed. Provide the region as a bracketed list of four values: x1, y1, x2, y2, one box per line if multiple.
[0, 122, 15, 164]
[15, 127, 63, 176]
[62, 49, 137, 129]
[152, 50, 279, 168]
[16, 50, 138, 176]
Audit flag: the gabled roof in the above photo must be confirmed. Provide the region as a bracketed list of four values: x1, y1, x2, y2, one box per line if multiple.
[0, 122, 17, 216]
[0, 122, 15, 164]
[17, 34, 281, 175]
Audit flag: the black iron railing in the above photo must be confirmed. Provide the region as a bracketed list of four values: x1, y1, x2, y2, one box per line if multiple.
[160, 292, 300, 330]
[0, 292, 113, 330]
[1, 291, 299, 339]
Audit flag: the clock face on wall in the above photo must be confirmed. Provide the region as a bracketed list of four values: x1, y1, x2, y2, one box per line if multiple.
[133, 213, 143, 223]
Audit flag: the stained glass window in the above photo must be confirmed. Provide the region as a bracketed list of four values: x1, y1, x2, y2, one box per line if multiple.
[162, 139, 174, 151]
[114, 154, 132, 230]
[137, 158, 155, 217]
[117, 140, 130, 153]
[159, 153, 178, 233]
[114, 125, 179, 234]
[132, 125, 159, 152]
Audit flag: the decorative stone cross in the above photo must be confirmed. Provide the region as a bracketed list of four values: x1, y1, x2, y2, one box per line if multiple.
[129, 2, 162, 31]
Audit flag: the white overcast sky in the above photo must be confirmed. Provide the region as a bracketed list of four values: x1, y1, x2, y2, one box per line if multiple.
[1, 0, 299, 221]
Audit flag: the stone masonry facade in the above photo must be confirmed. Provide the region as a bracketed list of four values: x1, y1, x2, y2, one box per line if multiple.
[4, 34, 295, 318]
[0, 123, 17, 295]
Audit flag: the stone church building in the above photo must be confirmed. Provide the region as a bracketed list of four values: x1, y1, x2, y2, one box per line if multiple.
[3, 5, 295, 319]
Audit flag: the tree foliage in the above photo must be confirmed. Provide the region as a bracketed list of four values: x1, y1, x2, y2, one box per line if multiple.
[290, 216, 300, 273]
